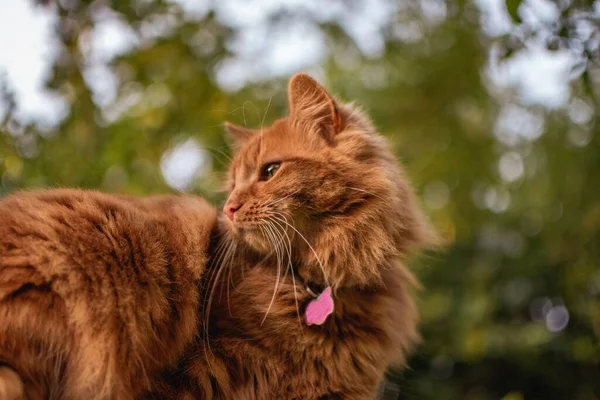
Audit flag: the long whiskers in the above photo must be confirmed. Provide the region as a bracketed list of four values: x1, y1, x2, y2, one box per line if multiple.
[263, 189, 301, 208]
[268, 215, 302, 325]
[202, 231, 237, 372]
[267, 211, 330, 288]
[203, 209, 309, 341]
[260, 220, 285, 326]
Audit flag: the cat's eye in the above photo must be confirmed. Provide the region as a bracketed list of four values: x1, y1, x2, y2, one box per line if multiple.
[260, 162, 281, 181]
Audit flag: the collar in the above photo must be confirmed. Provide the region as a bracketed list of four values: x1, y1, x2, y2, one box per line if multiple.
[305, 281, 328, 298]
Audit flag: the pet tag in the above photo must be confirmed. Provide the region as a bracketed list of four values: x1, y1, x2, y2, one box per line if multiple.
[305, 287, 334, 326]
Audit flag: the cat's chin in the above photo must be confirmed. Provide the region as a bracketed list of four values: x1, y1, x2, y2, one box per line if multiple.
[221, 220, 272, 255]
[238, 229, 274, 255]
[241, 233, 272, 255]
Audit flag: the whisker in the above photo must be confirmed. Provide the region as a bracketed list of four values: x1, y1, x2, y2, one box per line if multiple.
[203, 236, 230, 317]
[345, 186, 386, 202]
[259, 97, 272, 158]
[204, 144, 233, 164]
[242, 100, 254, 127]
[263, 189, 301, 207]
[203, 233, 236, 372]
[207, 235, 232, 298]
[218, 241, 237, 300]
[268, 211, 330, 287]
[261, 220, 284, 326]
[260, 97, 272, 136]
[268, 216, 291, 284]
[225, 242, 238, 317]
[269, 216, 302, 325]
[269, 219, 290, 295]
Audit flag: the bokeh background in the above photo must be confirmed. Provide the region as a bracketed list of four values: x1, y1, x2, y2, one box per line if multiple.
[1, 0, 599, 398]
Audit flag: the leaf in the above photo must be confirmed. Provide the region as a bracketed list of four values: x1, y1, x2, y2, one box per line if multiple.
[506, 0, 523, 23]
[582, 69, 598, 106]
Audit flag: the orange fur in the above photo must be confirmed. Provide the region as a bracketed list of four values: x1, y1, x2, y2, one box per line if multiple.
[0, 74, 434, 399]
[0, 191, 216, 399]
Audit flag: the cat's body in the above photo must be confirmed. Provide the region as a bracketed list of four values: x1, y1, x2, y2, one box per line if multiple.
[0, 74, 434, 399]
[0, 189, 217, 399]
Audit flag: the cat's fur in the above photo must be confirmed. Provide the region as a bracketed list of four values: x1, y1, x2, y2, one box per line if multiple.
[0, 74, 434, 399]
[0, 190, 217, 399]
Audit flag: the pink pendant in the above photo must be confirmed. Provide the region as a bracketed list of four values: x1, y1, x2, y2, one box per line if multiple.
[305, 287, 334, 326]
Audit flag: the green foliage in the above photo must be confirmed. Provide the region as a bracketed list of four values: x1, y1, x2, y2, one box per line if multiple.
[506, 0, 522, 22]
[1, 0, 599, 398]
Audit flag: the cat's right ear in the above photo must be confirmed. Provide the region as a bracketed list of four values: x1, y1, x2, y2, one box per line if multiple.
[224, 122, 254, 149]
[287, 73, 343, 146]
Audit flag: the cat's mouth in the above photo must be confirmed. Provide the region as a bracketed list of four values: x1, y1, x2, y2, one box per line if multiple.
[220, 208, 297, 257]
[220, 216, 263, 243]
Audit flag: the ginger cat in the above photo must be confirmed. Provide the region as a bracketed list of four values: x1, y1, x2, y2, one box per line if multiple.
[0, 73, 434, 399]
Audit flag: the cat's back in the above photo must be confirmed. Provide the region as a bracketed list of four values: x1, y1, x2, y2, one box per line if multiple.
[0, 188, 217, 399]
[0, 188, 217, 287]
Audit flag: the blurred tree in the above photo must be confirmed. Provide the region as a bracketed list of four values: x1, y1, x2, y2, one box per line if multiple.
[1, 0, 599, 399]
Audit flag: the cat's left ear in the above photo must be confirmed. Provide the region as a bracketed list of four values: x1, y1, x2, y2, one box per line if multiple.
[224, 122, 255, 149]
[288, 73, 343, 145]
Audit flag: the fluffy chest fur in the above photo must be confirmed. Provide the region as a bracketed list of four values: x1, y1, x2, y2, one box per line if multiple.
[149, 257, 418, 400]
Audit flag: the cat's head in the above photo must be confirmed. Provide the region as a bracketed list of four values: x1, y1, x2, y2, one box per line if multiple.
[222, 73, 435, 288]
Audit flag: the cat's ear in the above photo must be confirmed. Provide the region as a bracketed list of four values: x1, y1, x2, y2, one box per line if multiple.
[288, 73, 343, 145]
[224, 122, 255, 149]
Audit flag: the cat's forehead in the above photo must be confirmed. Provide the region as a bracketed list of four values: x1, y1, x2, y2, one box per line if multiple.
[234, 119, 296, 169]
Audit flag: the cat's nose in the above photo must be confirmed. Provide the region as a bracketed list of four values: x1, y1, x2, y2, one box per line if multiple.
[223, 202, 241, 221]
